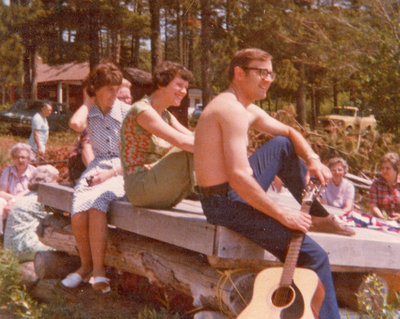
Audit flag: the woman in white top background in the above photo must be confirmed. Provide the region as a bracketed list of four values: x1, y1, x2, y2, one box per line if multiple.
[321, 157, 355, 212]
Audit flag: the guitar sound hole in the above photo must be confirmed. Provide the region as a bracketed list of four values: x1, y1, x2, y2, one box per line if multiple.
[271, 286, 295, 307]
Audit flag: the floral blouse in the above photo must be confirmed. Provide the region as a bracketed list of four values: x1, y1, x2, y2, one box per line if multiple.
[120, 96, 177, 176]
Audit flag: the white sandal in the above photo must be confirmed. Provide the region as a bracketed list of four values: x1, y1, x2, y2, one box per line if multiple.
[61, 272, 84, 288]
[92, 276, 111, 294]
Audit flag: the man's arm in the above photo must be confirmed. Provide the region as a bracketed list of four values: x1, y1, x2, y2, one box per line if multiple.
[249, 104, 331, 185]
[220, 103, 312, 233]
[34, 129, 44, 153]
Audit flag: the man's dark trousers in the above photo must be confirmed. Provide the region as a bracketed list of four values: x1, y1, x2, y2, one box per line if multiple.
[199, 136, 340, 319]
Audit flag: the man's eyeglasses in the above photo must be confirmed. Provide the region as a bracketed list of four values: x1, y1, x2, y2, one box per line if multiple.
[243, 67, 276, 81]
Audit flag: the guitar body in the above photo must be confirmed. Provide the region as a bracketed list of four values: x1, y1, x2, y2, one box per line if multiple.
[237, 267, 325, 319]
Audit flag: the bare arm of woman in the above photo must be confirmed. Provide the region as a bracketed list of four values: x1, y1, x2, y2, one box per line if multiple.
[69, 93, 95, 133]
[170, 116, 194, 136]
[342, 199, 354, 212]
[370, 205, 385, 219]
[136, 108, 194, 153]
[0, 190, 13, 201]
[81, 142, 95, 167]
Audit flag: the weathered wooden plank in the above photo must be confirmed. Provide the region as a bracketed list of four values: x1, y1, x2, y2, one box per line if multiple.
[37, 183, 73, 212]
[37, 183, 216, 255]
[37, 183, 400, 272]
[109, 201, 216, 255]
[214, 225, 400, 272]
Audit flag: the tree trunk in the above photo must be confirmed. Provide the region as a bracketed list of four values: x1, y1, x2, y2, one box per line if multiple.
[89, 15, 100, 71]
[149, 0, 162, 71]
[31, 48, 38, 99]
[164, 9, 169, 61]
[188, 26, 194, 72]
[310, 85, 316, 129]
[315, 89, 321, 117]
[176, 1, 182, 63]
[23, 43, 32, 99]
[296, 63, 307, 125]
[333, 78, 338, 107]
[200, 0, 213, 106]
[111, 30, 121, 65]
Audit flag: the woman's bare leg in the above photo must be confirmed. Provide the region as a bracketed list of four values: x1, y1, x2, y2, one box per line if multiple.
[71, 211, 93, 277]
[88, 208, 108, 278]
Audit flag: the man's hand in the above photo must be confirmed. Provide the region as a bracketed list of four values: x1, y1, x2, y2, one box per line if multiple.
[305, 158, 332, 186]
[278, 208, 312, 233]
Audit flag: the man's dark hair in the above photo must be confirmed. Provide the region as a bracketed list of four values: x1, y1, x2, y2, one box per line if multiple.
[228, 48, 272, 82]
[86, 61, 123, 97]
[152, 61, 193, 89]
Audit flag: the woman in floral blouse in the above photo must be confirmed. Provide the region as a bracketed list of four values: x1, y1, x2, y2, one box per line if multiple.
[120, 61, 195, 208]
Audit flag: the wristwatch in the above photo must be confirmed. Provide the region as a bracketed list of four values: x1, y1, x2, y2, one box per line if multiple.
[307, 153, 320, 163]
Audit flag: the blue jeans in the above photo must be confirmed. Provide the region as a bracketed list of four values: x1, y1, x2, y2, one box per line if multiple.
[200, 136, 340, 319]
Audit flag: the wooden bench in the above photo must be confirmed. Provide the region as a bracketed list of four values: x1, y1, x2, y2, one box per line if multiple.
[38, 183, 400, 273]
[36, 183, 400, 316]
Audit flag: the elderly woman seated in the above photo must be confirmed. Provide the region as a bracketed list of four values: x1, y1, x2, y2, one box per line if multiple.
[0, 143, 36, 233]
[320, 157, 355, 212]
[3, 165, 59, 262]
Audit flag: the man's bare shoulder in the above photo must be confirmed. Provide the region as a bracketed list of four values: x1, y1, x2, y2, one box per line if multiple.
[202, 91, 246, 117]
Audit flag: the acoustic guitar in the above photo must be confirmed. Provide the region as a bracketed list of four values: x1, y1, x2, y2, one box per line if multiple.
[237, 180, 325, 319]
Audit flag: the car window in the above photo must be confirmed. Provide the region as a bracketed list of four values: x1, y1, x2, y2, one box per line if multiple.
[10, 100, 28, 112]
[332, 108, 355, 116]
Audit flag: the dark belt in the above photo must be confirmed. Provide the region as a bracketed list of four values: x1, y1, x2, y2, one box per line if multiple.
[195, 182, 231, 199]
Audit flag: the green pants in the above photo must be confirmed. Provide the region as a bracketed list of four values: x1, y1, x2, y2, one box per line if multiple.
[124, 147, 195, 209]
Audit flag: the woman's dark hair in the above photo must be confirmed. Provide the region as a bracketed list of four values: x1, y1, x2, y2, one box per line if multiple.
[152, 61, 193, 89]
[86, 61, 123, 97]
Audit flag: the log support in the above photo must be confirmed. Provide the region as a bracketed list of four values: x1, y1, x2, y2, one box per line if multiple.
[36, 216, 256, 317]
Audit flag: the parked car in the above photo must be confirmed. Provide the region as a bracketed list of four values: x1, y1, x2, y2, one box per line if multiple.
[315, 106, 376, 135]
[188, 103, 203, 128]
[0, 99, 72, 135]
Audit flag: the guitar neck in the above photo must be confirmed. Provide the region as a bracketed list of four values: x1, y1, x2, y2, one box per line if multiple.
[279, 198, 314, 287]
[279, 231, 304, 287]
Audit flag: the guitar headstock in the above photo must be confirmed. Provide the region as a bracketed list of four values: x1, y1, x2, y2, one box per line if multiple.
[301, 178, 323, 206]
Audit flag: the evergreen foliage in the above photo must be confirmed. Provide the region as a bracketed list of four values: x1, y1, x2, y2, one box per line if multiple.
[0, 0, 399, 133]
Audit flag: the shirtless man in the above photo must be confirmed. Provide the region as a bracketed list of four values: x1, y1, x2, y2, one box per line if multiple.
[194, 48, 342, 319]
